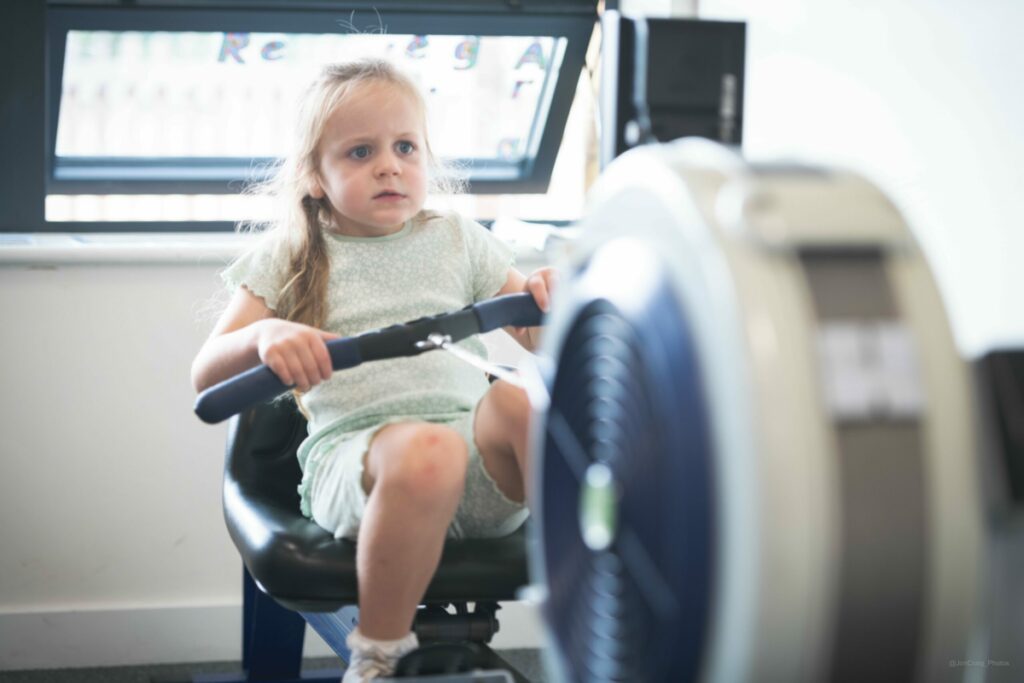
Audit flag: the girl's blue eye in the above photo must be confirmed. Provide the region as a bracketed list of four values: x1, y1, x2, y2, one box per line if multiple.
[396, 141, 415, 155]
[350, 145, 371, 160]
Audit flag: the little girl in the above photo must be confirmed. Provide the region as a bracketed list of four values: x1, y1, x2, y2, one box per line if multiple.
[191, 59, 554, 682]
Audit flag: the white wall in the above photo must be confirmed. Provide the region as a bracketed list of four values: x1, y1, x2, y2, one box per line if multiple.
[700, 0, 1024, 357]
[0, 251, 238, 669]
[697, 3, 1024, 674]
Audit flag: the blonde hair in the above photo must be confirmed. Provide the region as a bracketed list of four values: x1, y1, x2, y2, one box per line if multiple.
[242, 58, 461, 329]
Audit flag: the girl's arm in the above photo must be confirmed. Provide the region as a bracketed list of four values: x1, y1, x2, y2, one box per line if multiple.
[495, 266, 557, 352]
[190, 286, 337, 393]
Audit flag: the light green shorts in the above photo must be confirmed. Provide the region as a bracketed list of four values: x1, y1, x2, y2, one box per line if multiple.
[305, 405, 529, 541]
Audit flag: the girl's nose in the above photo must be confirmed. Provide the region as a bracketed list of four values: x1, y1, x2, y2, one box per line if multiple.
[375, 152, 401, 176]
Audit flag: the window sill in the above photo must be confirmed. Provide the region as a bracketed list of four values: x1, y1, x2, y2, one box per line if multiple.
[0, 233, 258, 266]
[0, 224, 570, 266]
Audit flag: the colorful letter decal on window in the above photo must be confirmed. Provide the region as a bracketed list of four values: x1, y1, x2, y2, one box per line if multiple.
[512, 79, 534, 99]
[406, 35, 428, 59]
[454, 36, 479, 70]
[260, 40, 285, 61]
[218, 33, 249, 63]
[515, 41, 546, 70]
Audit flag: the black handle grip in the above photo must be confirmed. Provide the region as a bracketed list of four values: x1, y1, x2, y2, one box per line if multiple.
[194, 293, 544, 424]
[194, 364, 290, 425]
[475, 293, 544, 332]
[194, 337, 363, 425]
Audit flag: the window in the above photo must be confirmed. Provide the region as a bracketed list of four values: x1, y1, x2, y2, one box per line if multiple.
[53, 31, 565, 186]
[15, 1, 597, 231]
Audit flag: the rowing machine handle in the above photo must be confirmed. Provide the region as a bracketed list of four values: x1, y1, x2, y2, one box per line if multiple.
[194, 293, 543, 424]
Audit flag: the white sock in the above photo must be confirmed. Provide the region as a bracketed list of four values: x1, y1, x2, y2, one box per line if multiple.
[342, 628, 419, 682]
[346, 627, 419, 657]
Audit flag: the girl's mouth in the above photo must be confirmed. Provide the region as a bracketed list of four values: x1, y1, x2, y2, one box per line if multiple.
[374, 191, 405, 200]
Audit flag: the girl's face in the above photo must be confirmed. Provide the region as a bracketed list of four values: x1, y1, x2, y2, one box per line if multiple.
[311, 81, 428, 237]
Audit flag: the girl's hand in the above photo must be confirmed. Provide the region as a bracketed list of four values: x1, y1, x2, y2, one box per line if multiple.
[515, 267, 558, 348]
[256, 319, 340, 392]
[522, 267, 558, 315]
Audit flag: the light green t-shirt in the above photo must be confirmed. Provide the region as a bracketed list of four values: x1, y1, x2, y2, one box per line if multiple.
[221, 209, 515, 514]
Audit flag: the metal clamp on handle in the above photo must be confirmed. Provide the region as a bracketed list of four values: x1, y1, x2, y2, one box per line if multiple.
[194, 293, 544, 424]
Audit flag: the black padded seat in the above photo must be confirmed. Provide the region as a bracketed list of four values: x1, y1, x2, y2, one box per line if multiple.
[223, 399, 530, 613]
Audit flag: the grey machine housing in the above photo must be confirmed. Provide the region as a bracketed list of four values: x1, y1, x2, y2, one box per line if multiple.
[529, 138, 986, 683]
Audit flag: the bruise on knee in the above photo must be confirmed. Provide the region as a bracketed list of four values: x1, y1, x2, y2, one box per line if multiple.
[364, 422, 468, 499]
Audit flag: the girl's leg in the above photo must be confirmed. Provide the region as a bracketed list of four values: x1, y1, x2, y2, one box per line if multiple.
[356, 421, 469, 639]
[472, 380, 533, 504]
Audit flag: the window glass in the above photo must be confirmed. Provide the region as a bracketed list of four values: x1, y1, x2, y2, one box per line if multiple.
[48, 29, 589, 223]
[55, 30, 563, 173]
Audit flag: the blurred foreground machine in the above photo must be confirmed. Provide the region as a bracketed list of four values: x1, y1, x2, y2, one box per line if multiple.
[529, 139, 986, 683]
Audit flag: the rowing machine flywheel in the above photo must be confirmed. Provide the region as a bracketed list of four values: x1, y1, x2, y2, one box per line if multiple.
[535, 238, 714, 682]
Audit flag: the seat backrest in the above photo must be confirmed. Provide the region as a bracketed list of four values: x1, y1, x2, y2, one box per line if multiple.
[224, 399, 307, 508]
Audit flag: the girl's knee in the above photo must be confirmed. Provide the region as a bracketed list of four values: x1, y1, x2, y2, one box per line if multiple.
[371, 423, 468, 501]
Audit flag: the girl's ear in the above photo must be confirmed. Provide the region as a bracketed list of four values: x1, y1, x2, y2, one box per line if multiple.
[308, 177, 325, 199]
